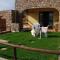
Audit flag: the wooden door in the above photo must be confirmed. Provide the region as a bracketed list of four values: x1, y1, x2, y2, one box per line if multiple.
[0, 19, 6, 32]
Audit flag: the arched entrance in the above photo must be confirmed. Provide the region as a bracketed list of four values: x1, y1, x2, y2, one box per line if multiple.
[23, 8, 59, 32]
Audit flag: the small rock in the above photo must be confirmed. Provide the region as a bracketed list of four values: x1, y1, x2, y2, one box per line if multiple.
[0, 48, 7, 51]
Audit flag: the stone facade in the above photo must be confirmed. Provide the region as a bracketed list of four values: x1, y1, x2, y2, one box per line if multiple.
[0, 10, 19, 32]
[16, 0, 60, 32]
[0, 0, 60, 32]
[0, 11, 12, 32]
[16, 0, 60, 11]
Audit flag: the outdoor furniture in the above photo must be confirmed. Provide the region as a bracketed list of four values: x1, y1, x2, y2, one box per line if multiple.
[31, 23, 40, 37]
[39, 26, 48, 39]
[31, 23, 48, 39]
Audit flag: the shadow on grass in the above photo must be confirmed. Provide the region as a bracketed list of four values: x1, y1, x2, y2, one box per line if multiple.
[48, 35, 60, 38]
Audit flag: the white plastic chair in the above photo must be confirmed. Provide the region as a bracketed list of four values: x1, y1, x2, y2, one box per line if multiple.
[39, 26, 48, 39]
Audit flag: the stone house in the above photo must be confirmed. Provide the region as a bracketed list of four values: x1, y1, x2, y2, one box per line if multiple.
[0, 10, 19, 32]
[0, 0, 60, 32]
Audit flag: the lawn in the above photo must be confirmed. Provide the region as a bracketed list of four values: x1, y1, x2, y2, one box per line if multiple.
[0, 32, 60, 60]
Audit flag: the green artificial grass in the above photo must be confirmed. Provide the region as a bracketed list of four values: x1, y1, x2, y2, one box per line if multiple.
[0, 32, 60, 60]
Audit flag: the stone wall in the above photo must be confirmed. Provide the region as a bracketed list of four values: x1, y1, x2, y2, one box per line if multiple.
[16, 0, 28, 12]
[0, 10, 19, 32]
[16, 0, 60, 11]
[0, 10, 12, 32]
[16, 0, 60, 32]
[0, 0, 60, 32]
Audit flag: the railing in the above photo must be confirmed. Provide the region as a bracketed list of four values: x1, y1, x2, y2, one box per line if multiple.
[0, 42, 60, 60]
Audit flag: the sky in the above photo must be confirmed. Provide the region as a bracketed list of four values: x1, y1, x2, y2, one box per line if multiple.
[0, 0, 15, 11]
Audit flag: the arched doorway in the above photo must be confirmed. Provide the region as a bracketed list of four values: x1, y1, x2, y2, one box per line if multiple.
[23, 8, 59, 32]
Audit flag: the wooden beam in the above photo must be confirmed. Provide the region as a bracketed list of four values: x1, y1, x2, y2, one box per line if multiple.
[0, 42, 60, 55]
